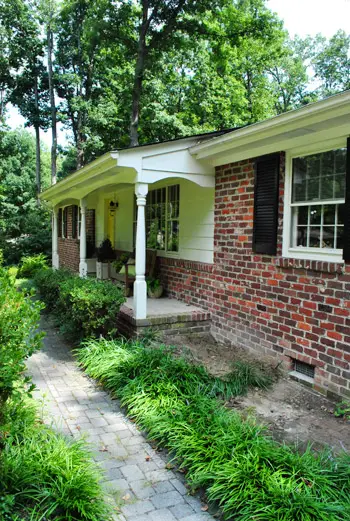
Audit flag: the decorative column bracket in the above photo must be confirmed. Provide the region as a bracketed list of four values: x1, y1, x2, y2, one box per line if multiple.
[79, 199, 88, 278]
[133, 183, 148, 319]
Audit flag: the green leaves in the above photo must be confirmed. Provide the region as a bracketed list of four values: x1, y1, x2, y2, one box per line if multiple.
[0, 398, 110, 520]
[77, 337, 350, 521]
[34, 268, 126, 338]
[0, 267, 44, 419]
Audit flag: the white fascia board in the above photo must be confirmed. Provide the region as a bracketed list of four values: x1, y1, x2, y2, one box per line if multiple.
[190, 91, 350, 161]
[39, 152, 119, 202]
[208, 120, 350, 167]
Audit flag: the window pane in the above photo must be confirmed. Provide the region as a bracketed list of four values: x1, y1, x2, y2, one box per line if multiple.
[167, 220, 179, 252]
[310, 206, 321, 225]
[336, 226, 344, 249]
[321, 150, 334, 177]
[168, 185, 179, 219]
[307, 154, 321, 178]
[320, 175, 334, 200]
[309, 228, 321, 248]
[297, 206, 308, 225]
[308, 178, 320, 200]
[296, 226, 308, 247]
[292, 157, 307, 202]
[335, 148, 346, 174]
[323, 205, 335, 225]
[338, 204, 345, 225]
[322, 226, 335, 249]
[334, 173, 346, 199]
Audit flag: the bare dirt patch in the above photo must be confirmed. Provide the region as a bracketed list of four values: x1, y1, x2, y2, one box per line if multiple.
[168, 334, 350, 453]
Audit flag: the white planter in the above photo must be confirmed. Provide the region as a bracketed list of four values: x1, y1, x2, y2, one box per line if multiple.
[86, 258, 97, 274]
[96, 261, 109, 280]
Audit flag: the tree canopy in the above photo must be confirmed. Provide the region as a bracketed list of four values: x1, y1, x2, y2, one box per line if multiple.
[0, 0, 348, 260]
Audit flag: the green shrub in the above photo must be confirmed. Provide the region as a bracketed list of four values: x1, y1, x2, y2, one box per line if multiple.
[77, 338, 350, 521]
[0, 269, 44, 421]
[17, 253, 48, 278]
[34, 267, 71, 311]
[34, 268, 125, 337]
[0, 397, 111, 521]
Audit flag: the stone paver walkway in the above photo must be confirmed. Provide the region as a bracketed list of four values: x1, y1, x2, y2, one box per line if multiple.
[26, 316, 214, 521]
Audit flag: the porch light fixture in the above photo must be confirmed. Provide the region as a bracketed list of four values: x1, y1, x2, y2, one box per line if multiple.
[109, 200, 118, 217]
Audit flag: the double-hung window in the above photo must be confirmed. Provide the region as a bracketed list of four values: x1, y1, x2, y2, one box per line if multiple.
[134, 184, 180, 253]
[285, 146, 346, 261]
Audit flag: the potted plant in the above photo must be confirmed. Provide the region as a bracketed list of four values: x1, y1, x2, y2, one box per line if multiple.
[112, 252, 129, 274]
[147, 277, 164, 298]
[96, 238, 115, 279]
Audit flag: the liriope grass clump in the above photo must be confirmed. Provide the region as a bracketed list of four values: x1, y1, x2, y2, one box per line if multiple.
[0, 398, 111, 521]
[77, 338, 350, 521]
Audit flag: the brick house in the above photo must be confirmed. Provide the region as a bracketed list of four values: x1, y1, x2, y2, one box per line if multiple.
[40, 91, 350, 399]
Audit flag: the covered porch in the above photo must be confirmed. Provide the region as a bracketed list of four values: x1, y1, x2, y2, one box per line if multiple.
[40, 136, 216, 321]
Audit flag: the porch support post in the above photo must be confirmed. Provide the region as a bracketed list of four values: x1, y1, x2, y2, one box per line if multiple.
[134, 183, 148, 319]
[52, 207, 59, 269]
[79, 199, 88, 277]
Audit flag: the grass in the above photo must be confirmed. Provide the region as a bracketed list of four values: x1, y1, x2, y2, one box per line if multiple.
[0, 396, 112, 521]
[76, 337, 350, 521]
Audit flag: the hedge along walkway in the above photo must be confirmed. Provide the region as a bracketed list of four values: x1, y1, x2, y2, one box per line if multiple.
[26, 315, 214, 521]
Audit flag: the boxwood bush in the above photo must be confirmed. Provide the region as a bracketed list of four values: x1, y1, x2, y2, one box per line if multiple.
[34, 268, 125, 337]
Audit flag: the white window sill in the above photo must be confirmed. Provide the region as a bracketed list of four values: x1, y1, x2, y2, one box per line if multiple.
[156, 250, 180, 259]
[284, 248, 344, 264]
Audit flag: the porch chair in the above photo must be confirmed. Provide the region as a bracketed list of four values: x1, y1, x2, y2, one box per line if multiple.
[114, 249, 157, 296]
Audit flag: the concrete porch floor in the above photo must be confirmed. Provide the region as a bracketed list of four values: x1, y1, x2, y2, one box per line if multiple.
[117, 297, 211, 338]
[123, 297, 205, 317]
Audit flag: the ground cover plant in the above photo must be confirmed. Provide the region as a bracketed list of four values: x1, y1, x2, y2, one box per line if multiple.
[0, 266, 111, 520]
[0, 397, 111, 521]
[34, 268, 125, 337]
[77, 338, 350, 521]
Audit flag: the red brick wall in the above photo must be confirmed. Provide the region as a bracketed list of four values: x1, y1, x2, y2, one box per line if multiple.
[58, 206, 95, 272]
[159, 156, 350, 400]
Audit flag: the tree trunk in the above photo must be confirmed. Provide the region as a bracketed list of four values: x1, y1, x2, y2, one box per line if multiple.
[34, 73, 41, 198]
[47, 26, 57, 185]
[76, 115, 85, 169]
[129, 38, 147, 147]
[129, 0, 151, 148]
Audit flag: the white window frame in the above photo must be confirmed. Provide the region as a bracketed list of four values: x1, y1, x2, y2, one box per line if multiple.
[283, 139, 346, 263]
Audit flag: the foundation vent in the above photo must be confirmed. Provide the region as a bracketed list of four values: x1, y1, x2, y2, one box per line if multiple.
[294, 360, 315, 379]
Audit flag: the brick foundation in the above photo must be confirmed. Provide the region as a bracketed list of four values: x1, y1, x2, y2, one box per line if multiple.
[159, 157, 350, 401]
[116, 303, 211, 339]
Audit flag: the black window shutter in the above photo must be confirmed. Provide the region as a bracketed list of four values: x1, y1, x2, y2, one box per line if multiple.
[72, 205, 78, 239]
[63, 207, 68, 238]
[253, 153, 280, 255]
[58, 209, 62, 238]
[343, 138, 350, 262]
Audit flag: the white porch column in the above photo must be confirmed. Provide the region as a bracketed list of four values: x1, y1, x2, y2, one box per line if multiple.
[134, 183, 148, 319]
[52, 207, 59, 269]
[79, 199, 88, 277]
